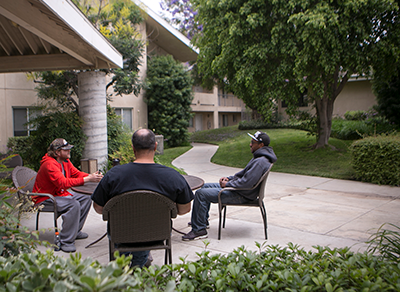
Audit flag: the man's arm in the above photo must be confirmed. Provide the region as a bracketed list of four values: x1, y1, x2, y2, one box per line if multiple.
[93, 201, 104, 214]
[176, 202, 191, 215]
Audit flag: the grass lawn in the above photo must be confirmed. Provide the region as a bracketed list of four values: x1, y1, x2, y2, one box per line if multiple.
[190, 126, 356, 180]
[156, 145, 192, 174]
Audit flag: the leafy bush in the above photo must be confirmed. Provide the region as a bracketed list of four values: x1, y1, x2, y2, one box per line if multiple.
[0, 174, 44, 257]
[145, 55, 193, 147]
[1, 243, 400, 291]
[7, 111, 85, 171]
[344, 110, 368, 121]
[367, 223, 400, 262]
[374, 64, 400, 126]
[106, 105, 131, 156]
[350, 134, 400, 185]
[0, 252, 138, 291]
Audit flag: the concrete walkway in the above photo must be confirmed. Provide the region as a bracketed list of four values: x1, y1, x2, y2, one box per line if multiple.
[23, 143, 400, 267]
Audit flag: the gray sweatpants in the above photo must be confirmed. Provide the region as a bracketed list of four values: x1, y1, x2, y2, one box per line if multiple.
[41, 191, 91, 247]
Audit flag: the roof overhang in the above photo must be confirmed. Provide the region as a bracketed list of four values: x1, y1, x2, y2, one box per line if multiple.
[134, 0, 198, 62]
[0, 0, 123, 73]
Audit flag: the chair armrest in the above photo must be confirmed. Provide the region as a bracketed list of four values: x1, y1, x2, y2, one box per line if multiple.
[18, 190, 57, 208]
[217, 186, 252, 197]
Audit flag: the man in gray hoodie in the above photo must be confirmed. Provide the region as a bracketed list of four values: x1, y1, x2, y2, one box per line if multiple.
[182, 131, 277, 241]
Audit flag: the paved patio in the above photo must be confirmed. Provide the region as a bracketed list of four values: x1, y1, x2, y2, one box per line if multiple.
[21, 143, 400, 267]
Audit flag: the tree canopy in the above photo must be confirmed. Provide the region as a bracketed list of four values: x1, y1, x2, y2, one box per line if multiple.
[145, 55, 193, 147]
[192, 0, 400, 148]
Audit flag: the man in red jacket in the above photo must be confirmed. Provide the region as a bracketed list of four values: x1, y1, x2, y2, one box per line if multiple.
[33, 138, 103, 252]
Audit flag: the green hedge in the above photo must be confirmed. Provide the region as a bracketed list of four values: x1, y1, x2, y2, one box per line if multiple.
[350, 134, 400, 185]
[1, 244, 399, 291]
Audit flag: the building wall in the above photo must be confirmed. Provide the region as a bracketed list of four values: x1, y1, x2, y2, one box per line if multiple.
[278, 79, 377, 120]
[0, 73, 37, 153]
[333, 79, 376, 117]
[189, 86, 244, 132]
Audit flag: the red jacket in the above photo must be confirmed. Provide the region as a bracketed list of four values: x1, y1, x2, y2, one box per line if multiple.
[32, 154, 88, 204]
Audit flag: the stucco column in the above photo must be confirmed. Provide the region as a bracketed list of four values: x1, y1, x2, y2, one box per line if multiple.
[78, 71, 108, 168]
[213, 110, 219, 129]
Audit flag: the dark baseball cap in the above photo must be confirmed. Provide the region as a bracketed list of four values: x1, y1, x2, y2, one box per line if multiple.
[247, 131, 270, 146]
[50, 138, 74, 150]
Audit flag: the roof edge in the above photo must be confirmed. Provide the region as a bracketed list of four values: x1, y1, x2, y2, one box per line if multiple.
[132, 0, 199, 55]
[40, 0, 123, 68]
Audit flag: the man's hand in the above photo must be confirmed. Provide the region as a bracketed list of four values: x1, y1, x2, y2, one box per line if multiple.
[219, 177, 229, 188]
[84, 171, 103, 183]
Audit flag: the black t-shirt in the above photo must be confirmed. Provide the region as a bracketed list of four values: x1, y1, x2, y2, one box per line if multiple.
[91, 163, 194, 207]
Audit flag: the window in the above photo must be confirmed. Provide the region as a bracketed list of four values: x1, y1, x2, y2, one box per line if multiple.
[189, 117, 193, 127]
[222, 114, 228, 127]
[114, 108, 132, 130]
[13, 107, 39, 136]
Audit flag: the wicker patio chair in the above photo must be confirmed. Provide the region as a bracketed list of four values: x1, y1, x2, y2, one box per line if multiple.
[217, 163, 273, 240]
[102, 190, 178, 264]
[11, 166, 58, 231]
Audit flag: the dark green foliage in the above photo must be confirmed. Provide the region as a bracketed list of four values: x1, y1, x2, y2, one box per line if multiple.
[145, 55, 194, 147]
[374, 66, 400, 126]
[240, 114, 398, 141]
[350, 134, 400, 185]
[0, 176, 42, 257]
[106, 105, 130, 156]
[7, 112, 86, 171]
[1, 243, 400, 291]
[368, 223, 400, 262]
[344, 110, 369, 121]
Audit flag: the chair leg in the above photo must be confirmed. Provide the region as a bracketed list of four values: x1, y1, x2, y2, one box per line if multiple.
[36, 211, 40, 230]
[223, 206, 227, 228]
[218, 206, 223, 240]
[260, 203, 268, 240]
[109, 240, 115, 261]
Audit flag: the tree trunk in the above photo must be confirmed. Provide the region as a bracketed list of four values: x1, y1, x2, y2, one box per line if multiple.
[314, 95, 335, 149]
[78, 71, 108, 168]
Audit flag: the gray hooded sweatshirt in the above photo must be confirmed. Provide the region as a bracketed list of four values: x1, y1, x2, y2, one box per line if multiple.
[226, 146, 277, 200]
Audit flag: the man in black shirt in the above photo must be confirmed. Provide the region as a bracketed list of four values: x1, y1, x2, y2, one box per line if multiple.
[92, 129, 193, 267]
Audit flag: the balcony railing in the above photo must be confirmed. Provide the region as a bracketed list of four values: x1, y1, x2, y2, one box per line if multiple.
[218, 94, 244, 107]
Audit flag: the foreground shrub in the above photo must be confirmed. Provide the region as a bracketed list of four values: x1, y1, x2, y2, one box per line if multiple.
[368, 223, 400, 262]
[0, 186, 43, 257]
[350, 134, 400, 185]
[1, 243, 400, 291]
[344, 110, 368, 121]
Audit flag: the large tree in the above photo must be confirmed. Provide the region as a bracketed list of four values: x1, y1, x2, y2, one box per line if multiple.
[192, 0, 400, 148]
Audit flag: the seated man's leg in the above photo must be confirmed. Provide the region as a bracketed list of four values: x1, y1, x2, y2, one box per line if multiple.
[183, 184, 250, 241]
[69, 191, 91, 238]
[119, 250, 150, 268]
[182, 184, 220, 240]
[42, 196, 81, 252]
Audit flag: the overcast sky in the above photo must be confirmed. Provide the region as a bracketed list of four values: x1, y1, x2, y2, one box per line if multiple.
[142, 0, 164, 15]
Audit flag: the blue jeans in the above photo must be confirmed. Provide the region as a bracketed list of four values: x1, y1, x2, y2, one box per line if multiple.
[119, 249, 149, 268]
[191, 183, 250, 232]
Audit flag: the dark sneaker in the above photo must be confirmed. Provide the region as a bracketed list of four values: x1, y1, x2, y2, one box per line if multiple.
[60, 244, 76, 253]
[187, 221, 210, 229]
[182, 229, 208, 241]
[144, 252, 153, 268]
[76, 232, 89, 240]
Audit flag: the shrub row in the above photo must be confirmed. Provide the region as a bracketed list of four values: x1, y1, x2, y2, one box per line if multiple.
[1, 244, 399, 291]
[239, 117, 398, 141]
[350, 134, 400, 186]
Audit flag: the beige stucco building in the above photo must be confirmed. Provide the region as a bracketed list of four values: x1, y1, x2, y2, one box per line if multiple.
[278, 78, 377, 120]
